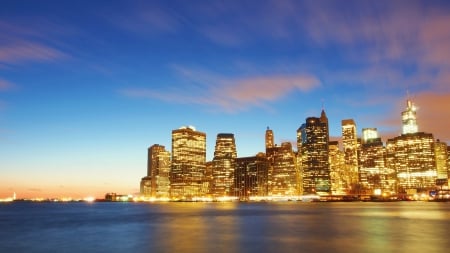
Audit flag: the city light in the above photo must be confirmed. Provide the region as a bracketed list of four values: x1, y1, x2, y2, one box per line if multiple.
[135, 98, 449, 202]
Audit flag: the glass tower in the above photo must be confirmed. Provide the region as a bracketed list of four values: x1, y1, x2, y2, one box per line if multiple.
[212, 133, 237, 198]
[298, 110, 331, 194]
[170, 126, 207, 200]
[235, 153, 268, 200]
[402, 100, 418, 134]
[266, 142, 298, 197]
[342, 119, 359, 191]
[386, 100, 437, 191]
[265, 127, 274, 150]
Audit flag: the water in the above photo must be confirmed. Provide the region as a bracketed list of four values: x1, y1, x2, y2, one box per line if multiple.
[0, 202, 449, 253]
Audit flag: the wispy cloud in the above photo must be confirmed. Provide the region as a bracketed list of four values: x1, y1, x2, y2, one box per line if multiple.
[0, 41, 66, 64]
[121, 68, 320, 112]
[0, 79, 16, 92]
[105, 3, 181, 35]
[0, 19, 69, 65]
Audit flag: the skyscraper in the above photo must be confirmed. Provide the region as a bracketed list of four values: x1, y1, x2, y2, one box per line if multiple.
[265, 127, 274, 150]
[170, 126, 207, 199]
[402, 99, 419, 134]
[435, 139, 448, 180]
[212, 133, 237, 198]
[328, 141, 346, 195]
[235, 153, 268, 200]
[140, 145, 170, 198]
[358, 129, 392, 194]
[342, 119, 359, 190]
[141, 144, 171, 198]
[298, 109, 331, 194]
[386, 99, 437, 192]
[266, 142, 298, 197]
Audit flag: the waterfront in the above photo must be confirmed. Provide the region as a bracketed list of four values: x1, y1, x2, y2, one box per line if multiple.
[0, 202, 449, 253]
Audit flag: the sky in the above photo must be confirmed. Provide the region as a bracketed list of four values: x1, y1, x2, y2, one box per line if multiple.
[1, 0, 450, 199]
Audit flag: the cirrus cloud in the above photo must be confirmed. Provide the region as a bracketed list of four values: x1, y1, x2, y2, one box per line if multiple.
[121, 70, 320, 112]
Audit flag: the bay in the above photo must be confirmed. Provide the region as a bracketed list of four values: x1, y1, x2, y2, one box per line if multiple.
[0, 202, 449, 253]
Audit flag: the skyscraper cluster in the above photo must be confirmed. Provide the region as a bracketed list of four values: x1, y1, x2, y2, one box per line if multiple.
[140, 99, 449, 200]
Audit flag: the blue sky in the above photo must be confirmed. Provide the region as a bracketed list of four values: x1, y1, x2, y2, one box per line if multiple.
[1, 0, 450, 198]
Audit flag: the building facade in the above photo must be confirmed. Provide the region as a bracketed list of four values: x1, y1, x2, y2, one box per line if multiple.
[329, 141, 346, 195]
[342, 119, 359, 190]
[170, 126, 207, 199]
[435, 139, 448, 184]
[140, 144, 170, 198]
[266, 142, 298, 197]
[235, 153, 268, 200]
[298, 110, 331, 194]
[212, 133, 237, 198]
[386, 99, 438, 192]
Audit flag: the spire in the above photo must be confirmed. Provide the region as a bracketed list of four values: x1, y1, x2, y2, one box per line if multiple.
[401, 98, 418, 134]
[320, 108, 328, 125]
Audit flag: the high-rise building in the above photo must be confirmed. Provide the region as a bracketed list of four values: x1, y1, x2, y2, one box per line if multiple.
[265, 127, 274, 150]
[298, 110, 331, 194]
[386, 132, 436, 191]
[447, 146, 450, 187]
[140, 144, 171, 198]
[266, 142, 298, 197]
[402, 99, 419, 134]
[212, 133, 237, 198]
[329, 141, 346, 195]
[342, 119, 359, 189]
[170, 126, 207, 199]
[358, 131, 394, 194]
[435, 139, 448, 180]
[386, 99, 436, 192]
[235, 153, 268, 200]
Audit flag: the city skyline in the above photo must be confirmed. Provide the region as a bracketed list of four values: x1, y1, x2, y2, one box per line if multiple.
[1, 0, 450, 198]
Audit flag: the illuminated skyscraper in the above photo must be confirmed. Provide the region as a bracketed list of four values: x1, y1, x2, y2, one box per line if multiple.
[386, 132, 436, 191]
[342, 119, 359, 189]
[402, 99, 418, 134]
[265, 127, 274, 149]
[386, 100, 436, 191]
[170, 126, 207, 199]
[212, 133, 237, 198]
[447, 146, 450, 187]
[140, 144, 171, 198]
[298, 110, 331, 194]
[329, 141, 346, 195]
[235, 153, 268, 200]
[435, 139, 448, 180]
[358, 130, 394, 194]
[266, 142, 298, 197]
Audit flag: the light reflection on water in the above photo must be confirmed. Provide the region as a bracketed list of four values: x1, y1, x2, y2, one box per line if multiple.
[0, 202, 449, 253]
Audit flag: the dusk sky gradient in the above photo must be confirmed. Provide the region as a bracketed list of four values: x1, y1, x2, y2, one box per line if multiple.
[1, 0, 450, 198]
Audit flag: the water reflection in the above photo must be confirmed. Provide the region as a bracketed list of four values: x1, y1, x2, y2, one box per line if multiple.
[0, 202, 448, 253]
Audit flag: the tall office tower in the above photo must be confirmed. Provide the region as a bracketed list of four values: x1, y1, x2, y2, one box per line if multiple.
[235, 153, 268, 200]
[448, 146, 450, 187]
[265, 127, 274, 150]
[386, 100, 436, 191]
[140, 144, 170, 198]
[329, 141, 346, 195]
[212, 133, 237, 198]
[170, 126, 207, 199]
[435, 139, 448, 180]
[266, 142, 298, 197]
[298, 110, 331, 194]
[358, 131, 392, 194]
[386, 132, 436, 191]
[402, 99, 419, 134]
[342, 119, 359, 190]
